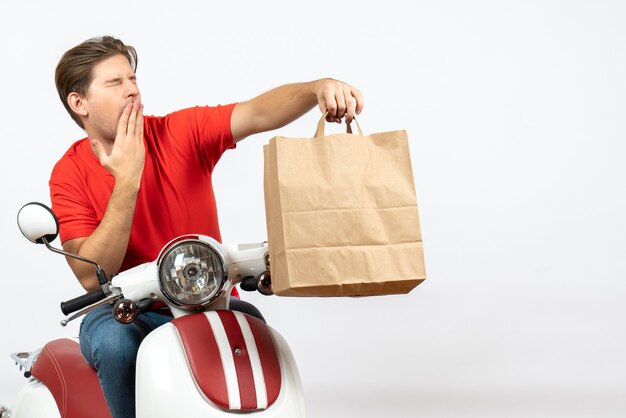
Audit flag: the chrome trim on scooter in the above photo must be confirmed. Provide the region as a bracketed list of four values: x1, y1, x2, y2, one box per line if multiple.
[257, 271, 273, 296]
[157, 238, 228, 309]
[11, 347, 42, 378]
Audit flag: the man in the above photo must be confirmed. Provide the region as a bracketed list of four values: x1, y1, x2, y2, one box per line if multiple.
[50, 36, 363, 418]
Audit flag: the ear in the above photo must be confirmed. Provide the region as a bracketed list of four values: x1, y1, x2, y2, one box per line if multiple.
[67, 92, 88, 118]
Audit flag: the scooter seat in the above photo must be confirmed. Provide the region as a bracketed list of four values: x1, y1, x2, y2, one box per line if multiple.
[31, 338, 111, 418]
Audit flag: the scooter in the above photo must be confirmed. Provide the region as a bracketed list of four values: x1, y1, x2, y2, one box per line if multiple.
[1, 202, 306, 417]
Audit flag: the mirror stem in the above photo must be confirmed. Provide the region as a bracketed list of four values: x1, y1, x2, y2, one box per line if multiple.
[41, 237, 109, 285]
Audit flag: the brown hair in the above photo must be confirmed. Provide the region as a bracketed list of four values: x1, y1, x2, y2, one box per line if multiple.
[54, 36, 138, 129]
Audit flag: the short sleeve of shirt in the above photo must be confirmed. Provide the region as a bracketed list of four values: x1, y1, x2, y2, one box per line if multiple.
[49, 154, 103, 244]
[160, 103, 237, 171]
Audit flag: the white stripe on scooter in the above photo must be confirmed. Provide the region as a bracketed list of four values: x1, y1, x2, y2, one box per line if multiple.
[205, 311, 241, 410]
[234, 311, 268, 409]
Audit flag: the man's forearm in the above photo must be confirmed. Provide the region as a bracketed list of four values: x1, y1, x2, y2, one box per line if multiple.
[232, 81, 318, 140]
[64, 180, 139, 290]
[231, 78, 363, 142]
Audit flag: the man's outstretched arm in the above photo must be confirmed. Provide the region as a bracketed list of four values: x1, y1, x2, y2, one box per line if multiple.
[230, 78, 364, 143]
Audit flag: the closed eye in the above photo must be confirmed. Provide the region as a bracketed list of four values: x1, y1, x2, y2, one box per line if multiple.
[105, 75, 137, 86]
[106, 77, 122, 86]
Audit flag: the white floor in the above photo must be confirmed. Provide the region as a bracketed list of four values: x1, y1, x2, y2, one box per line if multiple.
[306, 387, 626, 418]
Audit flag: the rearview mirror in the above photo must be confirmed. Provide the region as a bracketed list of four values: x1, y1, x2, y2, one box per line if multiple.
[17, 202, 59, 244]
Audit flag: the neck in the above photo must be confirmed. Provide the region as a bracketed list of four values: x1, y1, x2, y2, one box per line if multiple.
[85, 127, 115, 156]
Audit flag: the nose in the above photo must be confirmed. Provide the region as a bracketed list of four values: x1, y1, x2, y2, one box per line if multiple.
[124, 78, 140, 99]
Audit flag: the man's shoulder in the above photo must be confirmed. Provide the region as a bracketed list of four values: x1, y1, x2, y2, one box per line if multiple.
[64, 137, 89, 156]
[148, 104, 237, 122]
[50, 138, 90, 179]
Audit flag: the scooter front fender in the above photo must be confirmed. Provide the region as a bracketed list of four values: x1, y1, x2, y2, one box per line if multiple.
[135, 311, 306, 417]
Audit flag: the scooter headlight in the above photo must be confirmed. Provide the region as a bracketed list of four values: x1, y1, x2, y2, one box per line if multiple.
[158, 240, 226, 308]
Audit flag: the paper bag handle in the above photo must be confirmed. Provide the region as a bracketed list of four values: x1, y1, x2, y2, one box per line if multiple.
[314, 111, 364, 138]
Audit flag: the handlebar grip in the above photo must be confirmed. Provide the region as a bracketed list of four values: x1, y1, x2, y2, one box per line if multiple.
[61, 288, 106, 316]
[240, 276, 258, 292]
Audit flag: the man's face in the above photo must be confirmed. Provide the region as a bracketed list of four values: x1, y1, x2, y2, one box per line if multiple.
[82, 54, 141, 141]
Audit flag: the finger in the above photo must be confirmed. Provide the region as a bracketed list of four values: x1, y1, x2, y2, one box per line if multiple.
[323, 88, 337, 121]
[317, 91, 327, 113]
[344, 97, 356, 124]
[117, 102, 133, 134]
[90, 139, 107, 164]
[335, 89, 347, 123]
[350, 87, 363, 115]
[344, 87, 357, 123]
[126, 100, 139, 136]
[317, 96, 333, 122]
[135, 104, 144, 141]
[352, 88, 364, 115]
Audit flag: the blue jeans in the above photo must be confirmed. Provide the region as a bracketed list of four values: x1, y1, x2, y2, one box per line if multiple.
[79, 298, 264, 418]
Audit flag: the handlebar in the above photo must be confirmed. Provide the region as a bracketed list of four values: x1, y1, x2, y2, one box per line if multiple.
[60, 288, 107, 316]
[239, 272, 273, 296]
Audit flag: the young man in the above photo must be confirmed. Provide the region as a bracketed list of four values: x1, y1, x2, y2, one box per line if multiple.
[50, 36, 363, 418]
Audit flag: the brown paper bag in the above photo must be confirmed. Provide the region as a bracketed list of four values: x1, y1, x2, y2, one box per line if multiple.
[263, 114, 426, 296]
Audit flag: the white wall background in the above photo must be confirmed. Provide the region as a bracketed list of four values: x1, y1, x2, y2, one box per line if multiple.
[1, 1, 625, 417]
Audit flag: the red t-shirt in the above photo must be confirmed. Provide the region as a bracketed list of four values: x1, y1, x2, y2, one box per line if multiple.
[49, 104, 237, 275]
